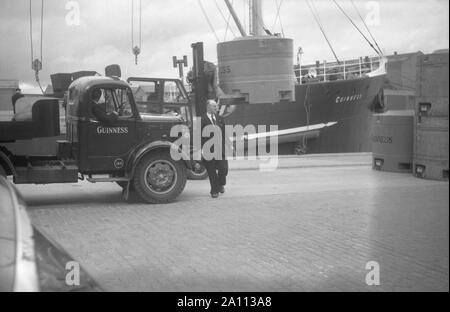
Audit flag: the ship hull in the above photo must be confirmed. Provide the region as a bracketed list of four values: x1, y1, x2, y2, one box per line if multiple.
[223, 74, 386, 154]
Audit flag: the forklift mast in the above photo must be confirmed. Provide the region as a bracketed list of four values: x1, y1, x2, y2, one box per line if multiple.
[191, 42, 207, 117]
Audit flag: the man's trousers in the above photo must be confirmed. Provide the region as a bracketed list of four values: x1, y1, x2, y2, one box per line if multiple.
[203, 159, 229, 195]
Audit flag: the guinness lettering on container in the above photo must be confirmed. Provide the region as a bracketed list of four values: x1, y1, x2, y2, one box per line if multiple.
[372, 135, 393, 144]
[96, 126, 129, 135]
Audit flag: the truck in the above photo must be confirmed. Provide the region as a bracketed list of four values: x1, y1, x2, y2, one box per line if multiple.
[0, 75, 194, 204]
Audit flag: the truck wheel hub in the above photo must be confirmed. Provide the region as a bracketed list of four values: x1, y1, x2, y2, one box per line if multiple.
[145, 161, 176, 192]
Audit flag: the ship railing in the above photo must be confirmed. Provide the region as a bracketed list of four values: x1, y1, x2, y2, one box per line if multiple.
[295, 56, 382, 84]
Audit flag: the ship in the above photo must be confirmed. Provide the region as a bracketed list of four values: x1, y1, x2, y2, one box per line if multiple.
[190, 0, 387, 155]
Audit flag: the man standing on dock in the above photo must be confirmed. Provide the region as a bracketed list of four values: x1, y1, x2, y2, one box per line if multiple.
[201, 99, 229, 199]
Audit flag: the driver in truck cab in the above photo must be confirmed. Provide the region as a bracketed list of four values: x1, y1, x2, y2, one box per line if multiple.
[91, 88, 119, 124]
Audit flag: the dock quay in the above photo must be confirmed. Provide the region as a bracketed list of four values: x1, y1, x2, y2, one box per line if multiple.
[16, 153, 449, 292]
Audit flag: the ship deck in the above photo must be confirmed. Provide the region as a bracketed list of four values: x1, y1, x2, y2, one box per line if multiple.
[16, 153, 449, 292]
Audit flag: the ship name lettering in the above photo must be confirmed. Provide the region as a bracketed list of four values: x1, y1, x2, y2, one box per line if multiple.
[336, 94, 363, 104]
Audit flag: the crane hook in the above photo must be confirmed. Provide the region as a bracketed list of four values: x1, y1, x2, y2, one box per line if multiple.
[132, 45, 141, 65]
[32, 58, 44, 93]
[32, 58, 42, 79]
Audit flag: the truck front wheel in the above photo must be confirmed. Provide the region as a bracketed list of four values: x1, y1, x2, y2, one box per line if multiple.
[133, 152, 187, 204]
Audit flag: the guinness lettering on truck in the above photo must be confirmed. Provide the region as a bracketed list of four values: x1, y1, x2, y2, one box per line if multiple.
[96, 126, 129, 134]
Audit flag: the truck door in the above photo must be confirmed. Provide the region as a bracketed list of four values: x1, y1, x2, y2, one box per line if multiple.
[81, 87, 137, 173]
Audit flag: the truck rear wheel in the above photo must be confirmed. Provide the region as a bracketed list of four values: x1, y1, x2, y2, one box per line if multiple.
[187, 161, 208, 180]
[133, 152, 187, 204]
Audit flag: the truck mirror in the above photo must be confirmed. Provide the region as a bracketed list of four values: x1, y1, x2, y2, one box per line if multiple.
[105, 64, 121, 78]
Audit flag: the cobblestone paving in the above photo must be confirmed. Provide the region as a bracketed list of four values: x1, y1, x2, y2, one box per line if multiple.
[18, 158, 449, 292]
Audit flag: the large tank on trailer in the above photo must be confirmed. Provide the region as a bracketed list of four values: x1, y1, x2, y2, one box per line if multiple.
[217, 36, 295, 104]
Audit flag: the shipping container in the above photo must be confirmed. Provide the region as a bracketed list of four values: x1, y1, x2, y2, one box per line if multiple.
[414, 116, 449, 181]
[372, 110, 415, 173]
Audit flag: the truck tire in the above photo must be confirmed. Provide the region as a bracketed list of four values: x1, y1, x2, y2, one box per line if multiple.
[187, 161, 208, 180]
[133, 152, 187, 204]
[0, 165, 5, 177]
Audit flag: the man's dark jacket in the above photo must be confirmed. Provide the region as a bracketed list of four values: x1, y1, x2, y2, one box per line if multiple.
[200, 113, 229, 158]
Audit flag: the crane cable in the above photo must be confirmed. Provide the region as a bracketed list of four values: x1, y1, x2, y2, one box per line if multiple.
[131, 0, 142, 65]
[350, 0, 384, 56]
[213, 0, 236, 40]
[332, 0, 382, 56]
[300, 84, 311, 154]
[223, 0, 235, 41]
[271, 0, 285, 37]
[305, 0, 341, 64]
[224, 0, 237, 41]
[243, 0, 247, 33]
[198, 0, 220, 42]
[29, 0, 45, 94]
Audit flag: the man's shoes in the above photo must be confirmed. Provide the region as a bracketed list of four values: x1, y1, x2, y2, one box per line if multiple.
[219, 186, 225, 194]
[211, 193, 219, 198]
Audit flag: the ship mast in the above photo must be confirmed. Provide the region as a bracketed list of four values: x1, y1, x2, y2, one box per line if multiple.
[249, 0, 265, 36]
[224, 0, 266, 37]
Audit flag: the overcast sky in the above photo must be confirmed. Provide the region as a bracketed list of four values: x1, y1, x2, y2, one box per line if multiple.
[0, 0, 448, 93]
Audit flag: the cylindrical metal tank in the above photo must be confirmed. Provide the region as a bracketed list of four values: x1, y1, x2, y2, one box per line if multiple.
[217, 36, 295, 104]
[372, 110, 415, 173]
[414, 116, 449, 181]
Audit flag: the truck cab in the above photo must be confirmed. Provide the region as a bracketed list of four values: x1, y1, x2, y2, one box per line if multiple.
[66, 76, 190, 173]
[1, 76, 192, 204]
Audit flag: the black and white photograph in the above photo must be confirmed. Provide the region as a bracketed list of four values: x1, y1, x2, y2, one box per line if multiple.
[0, 0, 448, 298]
